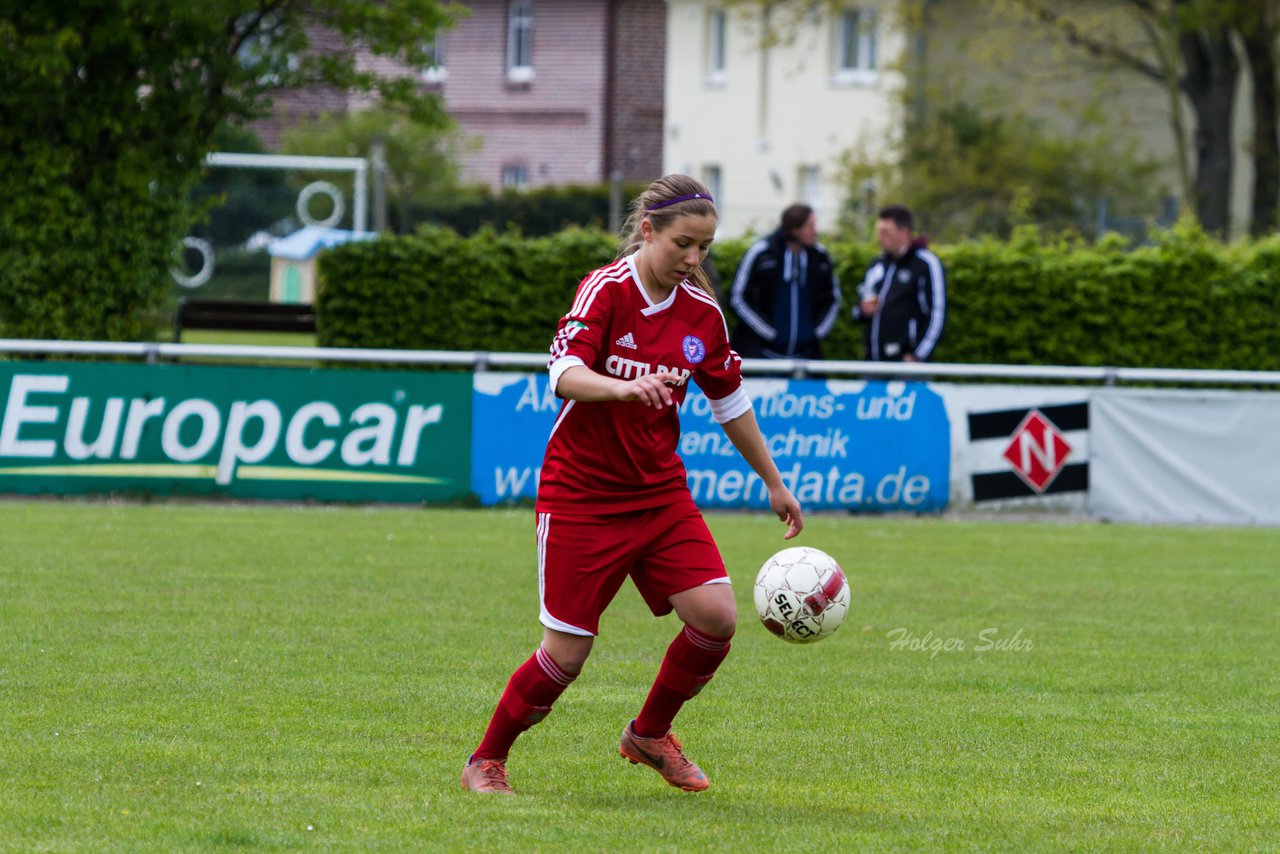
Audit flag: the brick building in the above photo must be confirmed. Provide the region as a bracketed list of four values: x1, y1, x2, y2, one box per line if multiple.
[256, 0, 666, 190]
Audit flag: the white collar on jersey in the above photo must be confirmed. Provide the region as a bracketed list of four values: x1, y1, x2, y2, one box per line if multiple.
[626, 254, 679, 316]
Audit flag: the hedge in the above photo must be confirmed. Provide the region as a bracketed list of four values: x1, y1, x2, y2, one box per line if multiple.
[318, 220, 1280, 371]
[935, 224, 1280, 369]
[0, 147, 185, 342]
[318, 226, 618, 352]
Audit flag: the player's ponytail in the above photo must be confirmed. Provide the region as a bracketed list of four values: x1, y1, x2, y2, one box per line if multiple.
[618, 175, 720, 302]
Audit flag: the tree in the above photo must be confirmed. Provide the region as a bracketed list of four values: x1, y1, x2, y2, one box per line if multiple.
[1001, 0, 1279, 236]
[280, 107, 465, 234]
[729, 0, 1278, 236]
[1237, 2, 1280, 234]
[841, 100, 1163, 241]
[0, 1, 454, 340]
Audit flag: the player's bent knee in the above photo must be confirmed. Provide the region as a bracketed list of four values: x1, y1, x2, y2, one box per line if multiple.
[707, 616, 738, 639]
[554, 654, 588, 677]
[686, 610, 737, 639]
[542, 631, 593, 675]
[670, 584, 737, 639]
[698, 601, 738, 639]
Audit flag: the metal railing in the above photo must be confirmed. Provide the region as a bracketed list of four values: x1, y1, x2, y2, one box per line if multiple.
[3, 339, 1280, 386]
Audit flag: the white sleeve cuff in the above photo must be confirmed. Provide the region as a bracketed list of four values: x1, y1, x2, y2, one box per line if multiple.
[709, 386, 752, 424]
[549, 356, 586, 396]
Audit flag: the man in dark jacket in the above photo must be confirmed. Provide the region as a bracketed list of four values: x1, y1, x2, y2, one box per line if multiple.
[854, 204, 946, 361]
[729, 204, 841, 359]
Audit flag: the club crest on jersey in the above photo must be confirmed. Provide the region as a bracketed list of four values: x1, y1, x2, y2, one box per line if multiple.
[681, 335, 706, 364]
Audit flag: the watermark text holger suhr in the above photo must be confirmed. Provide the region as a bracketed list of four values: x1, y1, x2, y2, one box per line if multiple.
[886, 627, 1034, 658]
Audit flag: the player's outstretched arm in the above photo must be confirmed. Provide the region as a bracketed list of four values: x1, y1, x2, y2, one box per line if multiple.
[720, 409, 804, 539]
[556, 365, 683, 409]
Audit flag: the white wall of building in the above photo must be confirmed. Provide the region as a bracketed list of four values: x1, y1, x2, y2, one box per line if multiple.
[664, 2, 905, 238]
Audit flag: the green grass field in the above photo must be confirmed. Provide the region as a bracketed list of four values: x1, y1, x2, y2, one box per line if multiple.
[170, 330, 322, 369]
[2, 502, 1277, 851]
[176, 331, 318, 348]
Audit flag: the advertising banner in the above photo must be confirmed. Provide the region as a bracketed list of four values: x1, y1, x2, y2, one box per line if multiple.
[1091, 388, 1280, 525]
[472, 373, 951, 511]
[0, 362, 471, 502]
[935, 385, 1092, 511]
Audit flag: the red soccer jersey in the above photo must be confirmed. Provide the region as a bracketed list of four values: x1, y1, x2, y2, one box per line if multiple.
[537, 255, 752, 514]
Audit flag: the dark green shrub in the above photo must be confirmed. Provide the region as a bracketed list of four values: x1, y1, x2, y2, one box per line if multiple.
[319, 220, 1280, 370]
[318, 226, 616, 351]
[172, 249, 272, 303]
[936, 222, 1280, 369]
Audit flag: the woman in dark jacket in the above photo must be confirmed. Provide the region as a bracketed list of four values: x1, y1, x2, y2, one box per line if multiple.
[729, 204, 841, 359]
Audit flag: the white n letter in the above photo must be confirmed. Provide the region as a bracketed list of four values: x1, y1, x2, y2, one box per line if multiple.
[1018, 430, 1055, 472]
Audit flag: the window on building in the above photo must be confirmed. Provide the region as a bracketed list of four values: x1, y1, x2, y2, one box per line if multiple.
[702, 165, 723, 207]
[799, 166, 821, 209]
[502, 164, 529, 190]
[834, 7, 877, 82]
[706, 7, 727, 85]
[507, 0, 534, 82]
[420, 33, 446, 84]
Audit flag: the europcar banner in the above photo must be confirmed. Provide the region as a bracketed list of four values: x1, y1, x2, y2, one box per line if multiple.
[472, 373, 950, 511]
[0, 363, 471, 501]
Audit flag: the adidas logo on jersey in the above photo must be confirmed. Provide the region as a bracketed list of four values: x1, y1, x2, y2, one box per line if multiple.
[615, 332, 638, 350]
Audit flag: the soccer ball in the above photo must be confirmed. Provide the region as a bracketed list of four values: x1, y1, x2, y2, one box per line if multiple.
[753, 547, 850, 644]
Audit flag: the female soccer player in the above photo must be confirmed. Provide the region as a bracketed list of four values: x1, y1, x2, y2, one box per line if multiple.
[461, 175, 804, 795]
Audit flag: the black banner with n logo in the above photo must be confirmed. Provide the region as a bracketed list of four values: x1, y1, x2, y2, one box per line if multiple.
[968, 402, 1088, 501]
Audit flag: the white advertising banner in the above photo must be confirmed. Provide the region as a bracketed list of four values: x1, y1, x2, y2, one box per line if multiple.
[935, 384, 1091, 511]
[1091, 389, 1280, 525]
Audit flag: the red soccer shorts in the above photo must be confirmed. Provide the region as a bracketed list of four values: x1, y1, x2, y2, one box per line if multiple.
[535, 497, 728, 636]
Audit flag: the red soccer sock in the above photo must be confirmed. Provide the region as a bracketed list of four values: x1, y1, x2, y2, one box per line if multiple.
[473, 646, 576, 761]
[632, 625, 732, 739]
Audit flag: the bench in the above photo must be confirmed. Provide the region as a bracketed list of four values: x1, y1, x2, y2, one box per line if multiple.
[174, 298, 317, 342]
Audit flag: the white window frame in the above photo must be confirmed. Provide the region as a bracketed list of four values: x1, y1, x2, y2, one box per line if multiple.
[799, 165, 821, 209]
[420, 33, 447, 84]
[705, 7, 727, 87]
[702, 165, 723, 206]
[832, 7, 878, 86]
[501, 164, 530, 191]
[507, 0, 535, 83]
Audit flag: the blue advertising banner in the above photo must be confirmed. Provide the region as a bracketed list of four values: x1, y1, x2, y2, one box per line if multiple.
[472, 373, 559, 503]
[472, 373, 950, 511]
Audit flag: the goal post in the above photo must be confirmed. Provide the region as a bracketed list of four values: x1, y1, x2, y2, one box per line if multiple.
[204, 152, 369, 234]
[170, 151, 372, 295]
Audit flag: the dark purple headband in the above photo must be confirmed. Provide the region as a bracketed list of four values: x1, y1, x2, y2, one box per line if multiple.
[645, 192, 714, 212]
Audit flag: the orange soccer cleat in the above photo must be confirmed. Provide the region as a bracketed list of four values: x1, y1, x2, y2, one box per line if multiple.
[618, 721, 710, 792]
[460, 756, 514, 795]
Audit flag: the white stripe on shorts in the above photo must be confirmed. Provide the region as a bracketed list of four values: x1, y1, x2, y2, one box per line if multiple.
[536, 512, 595, 637]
